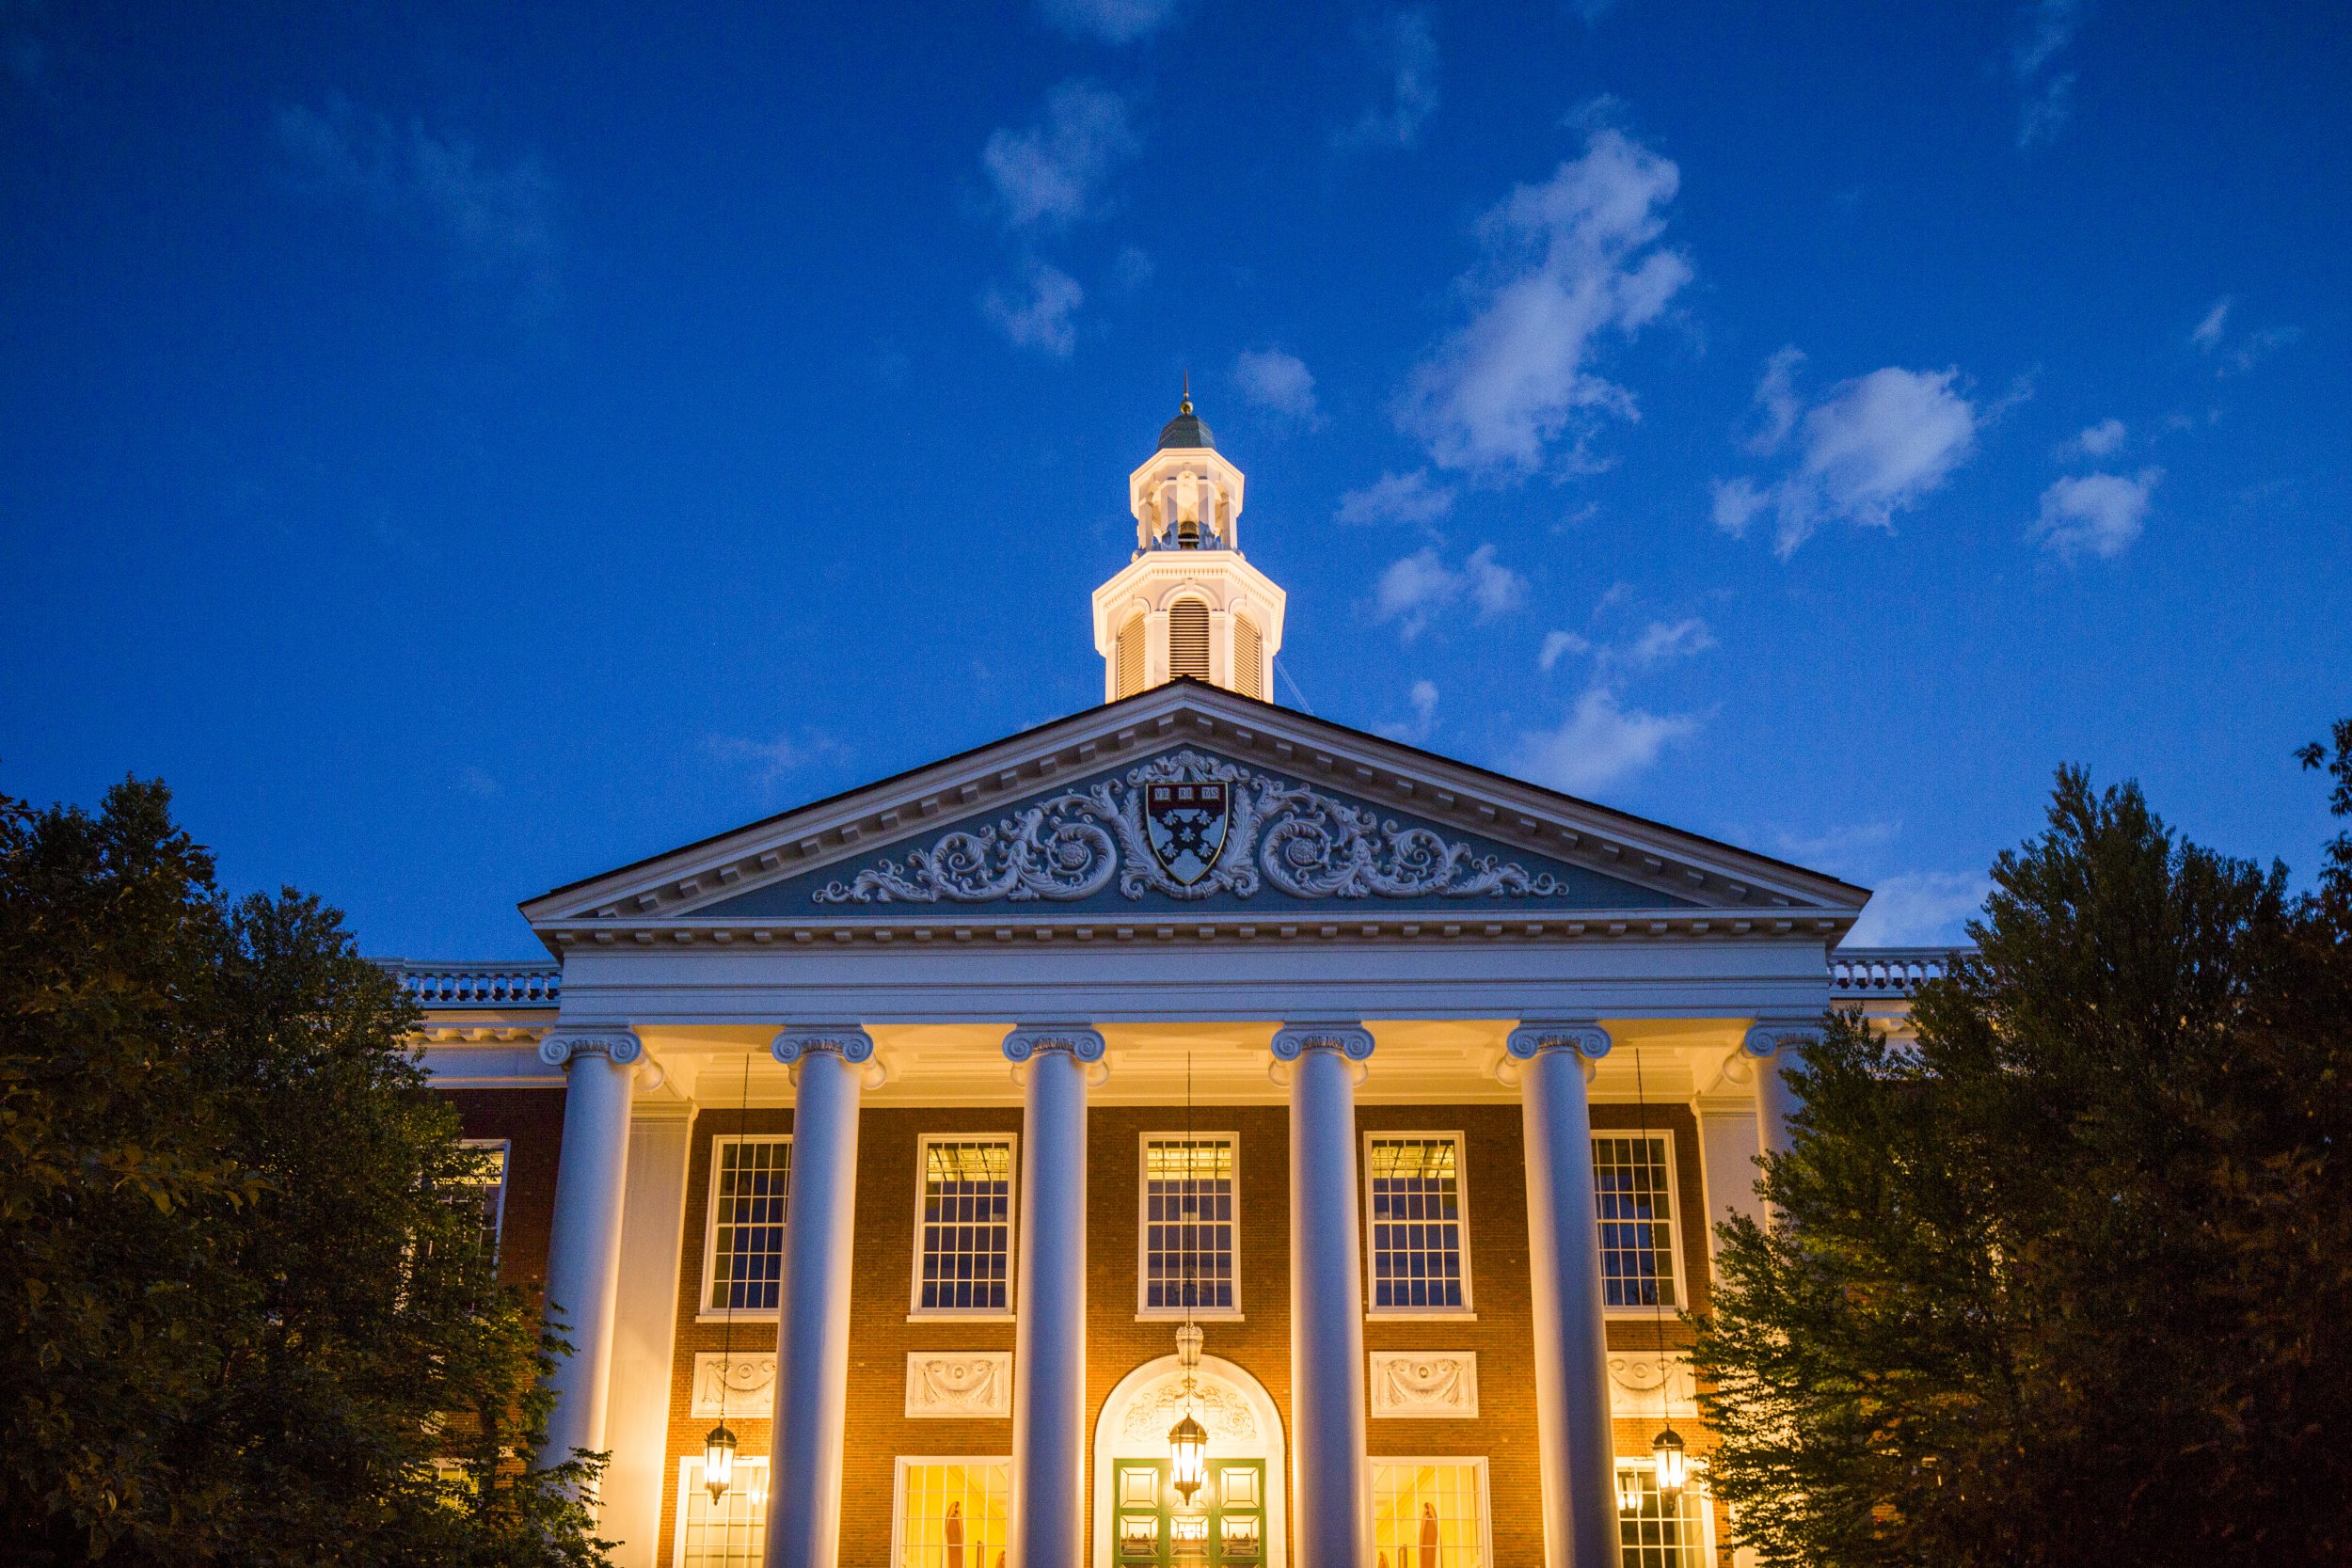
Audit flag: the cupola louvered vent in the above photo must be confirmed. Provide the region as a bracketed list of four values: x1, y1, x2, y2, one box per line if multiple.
[1234, 615, 1265, 701]
[1168, 599, 1211, 682]
[1115, 615, 1146, 699]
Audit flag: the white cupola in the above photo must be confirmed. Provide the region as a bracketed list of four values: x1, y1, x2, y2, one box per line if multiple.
[1090, 389, 1287, 704]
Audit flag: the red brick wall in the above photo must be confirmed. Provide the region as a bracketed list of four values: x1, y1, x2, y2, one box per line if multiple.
[444, 1086, 566, 1295]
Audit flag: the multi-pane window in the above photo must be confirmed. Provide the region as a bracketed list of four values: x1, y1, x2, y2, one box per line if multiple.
[1365, 1135, 1471, 1312]
[1140, 1135, 1237, 1315]
[893, 1459, 1009, 1568]
[1593, 1134, 1678, 1309]
[913, 1138, 1016, 1313]
[1616, 1463, 1708, 1568]
[678, 1459, 769, 1568]
[706, 1136, 793, 1313]
[1371, 1460, 1490, 1568]
[454, 1139, 509, 1262]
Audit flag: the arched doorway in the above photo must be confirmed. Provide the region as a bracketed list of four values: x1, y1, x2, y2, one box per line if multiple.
[1092, 1354, 1287, 1568]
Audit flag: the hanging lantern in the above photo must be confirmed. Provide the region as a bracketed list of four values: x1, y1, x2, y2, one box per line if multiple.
[704, 1423, 739, 1501]
[1168, 1412, 1209, 1502]
[1616, 1466, 1645, 1514]
[1652, 1428, 1688, 1498]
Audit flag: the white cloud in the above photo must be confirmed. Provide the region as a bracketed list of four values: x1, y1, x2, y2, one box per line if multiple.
[2030, 467, 2160, 561]
[1743, 345, 1804, 454]
[2191, 296, 2232, 350]
[1380, 678, 1443, 743]
[2058, 417, 2126, 459]
[1767, 819, 1900, 879]
[1616, 616, 1715, 670]
[1371, 543, 1526, 639]
[1845, 871, 1990, 946]
[1512, 684, 1698, 795]
[1335, 468, 1454, 529]
[276, 100, 562, 316]
[1233, 348, 1321, 422]
[1401, 129, 1692, 477]
[982, 261, 1085, 356]
[1337, 8, 1439, 150]
[1538, 629, 1590, 672]
[1717, 353, 1980, 556]
[981, 81, 1136, 230]
[1039, 0, 1181, 43]
[2011, 0, 2082, 148]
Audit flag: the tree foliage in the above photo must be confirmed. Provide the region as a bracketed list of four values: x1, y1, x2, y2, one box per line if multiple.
[1692, 734, 2352, 1567]
[0, 778, 611, 1567]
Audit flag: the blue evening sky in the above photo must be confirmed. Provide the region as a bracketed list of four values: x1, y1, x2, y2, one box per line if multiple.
[4, 1, 2346, 959]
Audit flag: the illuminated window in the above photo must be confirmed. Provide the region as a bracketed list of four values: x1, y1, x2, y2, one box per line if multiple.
[678, 1458, 769, 1568]
[1168, 598, 1211, 681]
[455, 1139, 509, 1262]
[1365, 1135, 1472, 1313]
[1616, 1462, 1708, 1568]
[893, 1459, 1009, 1568]
[913, 1137, 1016, 1313]
[1371, 1459, 1490, 1568]
[1593, 1134, 1678, 1309]
[705, 1136, 792, 1313]
[1140, 1135, 1238, 1315]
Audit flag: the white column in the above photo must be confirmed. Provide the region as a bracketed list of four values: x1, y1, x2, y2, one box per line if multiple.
[764, 1028, 876, 1568]
[1004, 1026, 1105, 1568]
[602, 1106, 694, 1568]
[1695, 1091, 1769, 1253]
[1508, 1022, 1620, 1568]
[1271, 1023, 1375, 1568]
[537, 1029, 643, 1471]
[1743, 1020, 1824, 1159]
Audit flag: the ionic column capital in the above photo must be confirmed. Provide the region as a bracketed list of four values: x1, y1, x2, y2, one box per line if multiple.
[1002, 1024, 1107, 1065]
[538, 1029, 643, 1068]
[770, 1026, 876, 1067]
[1742, 1018, 1825, 1059]
[1505, 1022, 1613, 1062]
[1270, 1022, 1375, 1062]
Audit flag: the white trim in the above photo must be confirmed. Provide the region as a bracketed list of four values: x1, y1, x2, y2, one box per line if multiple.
[457, 1137, 510, 1259]
[907, 1132, 1021, 1318]
[1361, 1131, 1477, 1318]
[1367, 1456, 1495, 1568]
[1135, 1130, 1244, 1321]
[696, 1132, 793, 1323]
[1593, 1128, 1684, 1318]
[672, 1456, 771, 1568]
[887, 1454, 1014, 1568]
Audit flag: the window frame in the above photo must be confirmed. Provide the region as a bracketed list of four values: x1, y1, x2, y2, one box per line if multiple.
[906, 1132, 1020, 1321]
[1367, 1455, 1496, 1568]
[1134, 1130, 1244, 1322]
[672, 1456, 771, 1568]
[456, 1137, 510, 1262]
[887, 1454, 1014, 1568]
[1361, 1130, 1478, 1320]
[697, 1132, 795, 1323]
[1592, 1128, 1684, 1319]
[1612, 1455, 1717, 1568]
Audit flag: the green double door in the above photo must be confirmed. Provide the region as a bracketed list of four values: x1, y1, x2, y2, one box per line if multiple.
[1111, 1458, 1266, 1566]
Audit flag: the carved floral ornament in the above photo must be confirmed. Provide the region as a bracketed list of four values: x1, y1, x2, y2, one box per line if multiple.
[905, 1352, 1012, 1418]
[813, 748, 1573, 906]
[1606, 1352, 1700, 1418]
[1120, 1374, 1259, 1442]
[1369, 1353, 1479, 1418]
[691, 1354, 776, 1418]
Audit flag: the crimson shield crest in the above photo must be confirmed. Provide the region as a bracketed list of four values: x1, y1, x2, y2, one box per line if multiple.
[1144, 780, 1230, 886]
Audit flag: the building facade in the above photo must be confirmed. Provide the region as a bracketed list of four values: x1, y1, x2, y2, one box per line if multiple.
[402, 399, 1956, 1568]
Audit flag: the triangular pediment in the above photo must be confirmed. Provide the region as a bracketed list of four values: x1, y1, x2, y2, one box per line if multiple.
[520, 683, 1867, 941]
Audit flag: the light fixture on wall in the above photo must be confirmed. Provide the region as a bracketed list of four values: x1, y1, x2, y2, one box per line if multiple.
[704, 1423, 739, 1502]
[1651, 1429, 1689, 1497]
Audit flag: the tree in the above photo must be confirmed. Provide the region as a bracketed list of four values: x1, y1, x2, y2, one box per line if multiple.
[1692, 736, 2352, 1568]
[0, 778, 611, 1567]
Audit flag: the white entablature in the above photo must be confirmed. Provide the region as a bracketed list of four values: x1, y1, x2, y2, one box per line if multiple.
[1091, 393, 1286, 704]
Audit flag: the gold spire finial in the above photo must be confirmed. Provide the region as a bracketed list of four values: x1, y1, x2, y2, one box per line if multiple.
[1180, 370, 1192, 416]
